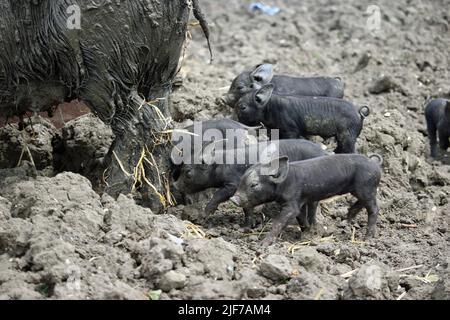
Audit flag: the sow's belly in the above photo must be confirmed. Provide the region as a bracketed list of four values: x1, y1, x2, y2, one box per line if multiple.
[0, 101, 90, 129]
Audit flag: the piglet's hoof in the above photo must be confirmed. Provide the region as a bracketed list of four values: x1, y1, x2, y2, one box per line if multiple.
[243, 215, 263, 230]
[204, 205, 217, 217]
[261, 236, 276, 248]
[364, 229, 376, 240]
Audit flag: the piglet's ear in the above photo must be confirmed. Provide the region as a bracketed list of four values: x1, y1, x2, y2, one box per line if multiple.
[250, 64, 274, 84]
[254, 84, 274, 106]
[201, 139, 227, 165]
[264, 156, 289, 184]
[200, 141, 215, 164]
[259, 142, 280, 163]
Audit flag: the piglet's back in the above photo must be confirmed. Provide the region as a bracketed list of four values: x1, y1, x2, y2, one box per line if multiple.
[289, 154, 381, 177]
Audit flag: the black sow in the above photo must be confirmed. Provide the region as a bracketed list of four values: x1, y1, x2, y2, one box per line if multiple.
[0, 0, 211, 211]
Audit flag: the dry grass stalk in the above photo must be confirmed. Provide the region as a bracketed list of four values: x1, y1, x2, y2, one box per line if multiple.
[183, 223, 207, 239]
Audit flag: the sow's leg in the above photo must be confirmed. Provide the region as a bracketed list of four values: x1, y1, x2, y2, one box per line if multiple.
[102, 92, 175, 213]
[77, 0, 191, 213]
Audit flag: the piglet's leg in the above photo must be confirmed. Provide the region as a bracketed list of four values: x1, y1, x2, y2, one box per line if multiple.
[262, 202, 299, 247]
[347, 200, 364, 221]
[426, 118, 438, 157]
[336, 134, 357, 154]
[297, 201, 319, 233]
[306, 201, 319, 227]
[296, 203, 310, 230]
[204, 184, 237, 216]
[365, 198, 379, 239]
[243, 207, 261, 229]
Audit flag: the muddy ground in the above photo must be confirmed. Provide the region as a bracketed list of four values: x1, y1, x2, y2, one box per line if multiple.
[0, 0, 449, 300]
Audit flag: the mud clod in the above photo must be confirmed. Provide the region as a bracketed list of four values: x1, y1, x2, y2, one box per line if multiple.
[260, 255, 293, 282]
[294, 248, 328, 273]
[0, 117, 56, 170]
[159, 271, 187, 292]
[54, 114, 113, 189]
[344, 262, 398, 300]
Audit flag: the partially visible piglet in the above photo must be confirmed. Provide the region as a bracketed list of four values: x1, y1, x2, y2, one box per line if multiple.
[173, 139, 327, 227]
[425, 98, 450, 158]
[222, 64, 344, 107]
[171, 119, 259, 179]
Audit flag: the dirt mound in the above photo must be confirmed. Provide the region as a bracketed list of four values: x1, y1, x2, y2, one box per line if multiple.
[0, 170, 246, 299]
[53, 114, 113, 189]
[0, 117, 56, 170]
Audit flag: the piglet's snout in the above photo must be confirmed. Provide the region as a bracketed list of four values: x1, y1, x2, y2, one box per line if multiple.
[173, 180, 181, 191]
[220, 94, 233, 106]
[236, 103, 247, 112]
